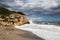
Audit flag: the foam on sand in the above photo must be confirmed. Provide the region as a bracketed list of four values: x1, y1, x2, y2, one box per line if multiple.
[15, 20, 60, 40]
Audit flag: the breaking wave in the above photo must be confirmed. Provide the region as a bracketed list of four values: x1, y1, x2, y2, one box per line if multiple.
[15, 20, 60, 40]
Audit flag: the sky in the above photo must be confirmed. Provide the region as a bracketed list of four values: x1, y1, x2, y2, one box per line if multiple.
[0, 0, 60, 21]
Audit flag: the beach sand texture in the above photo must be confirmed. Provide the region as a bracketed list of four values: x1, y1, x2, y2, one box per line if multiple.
[0, 27, 44, 40]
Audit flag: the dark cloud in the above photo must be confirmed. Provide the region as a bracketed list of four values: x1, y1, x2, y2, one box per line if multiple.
[0, 0, 13, 8]
[0, 3, 11, 8]
[52, 6, 60, 10]
[0, 0, 60, 16]
[0, 0, 14, 2]
[45, 6, 60, 15]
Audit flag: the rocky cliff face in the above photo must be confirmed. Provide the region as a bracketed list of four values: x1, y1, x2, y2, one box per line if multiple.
[0, 7, 29, 27]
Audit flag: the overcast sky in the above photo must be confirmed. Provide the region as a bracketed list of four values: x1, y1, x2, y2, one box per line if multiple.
[0, 0, 60, 21]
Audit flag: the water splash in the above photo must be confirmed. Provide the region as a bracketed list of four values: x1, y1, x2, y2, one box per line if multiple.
[29, 20, 34, 24]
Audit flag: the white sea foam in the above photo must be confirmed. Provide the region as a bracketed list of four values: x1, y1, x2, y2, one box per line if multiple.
[15, 20, 60, 40]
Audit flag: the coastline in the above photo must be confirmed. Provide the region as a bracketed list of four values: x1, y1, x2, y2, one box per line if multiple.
[0, 27, 44, 40]
[15, 24, 60, 40]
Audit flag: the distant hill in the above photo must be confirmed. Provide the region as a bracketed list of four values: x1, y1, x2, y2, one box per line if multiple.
[0, 7, 25, 16]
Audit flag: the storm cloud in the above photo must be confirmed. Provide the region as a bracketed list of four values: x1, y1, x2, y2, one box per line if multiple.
[0, 0, 60, 16]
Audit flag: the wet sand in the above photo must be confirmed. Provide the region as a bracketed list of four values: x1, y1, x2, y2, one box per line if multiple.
[0, 27, 45, 40]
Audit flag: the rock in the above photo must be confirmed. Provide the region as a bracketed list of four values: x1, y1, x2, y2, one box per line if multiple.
[0, 7, 29, 27]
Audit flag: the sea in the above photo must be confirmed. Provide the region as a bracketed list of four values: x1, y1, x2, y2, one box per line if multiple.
[15, 20, 60, 40]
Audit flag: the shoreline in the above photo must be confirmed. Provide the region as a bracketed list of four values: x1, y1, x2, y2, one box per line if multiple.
[0, 27, 45, 40]
[15, 24, 60, 40]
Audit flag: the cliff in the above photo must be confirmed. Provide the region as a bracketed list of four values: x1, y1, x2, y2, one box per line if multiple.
[0, 7, 29, 27]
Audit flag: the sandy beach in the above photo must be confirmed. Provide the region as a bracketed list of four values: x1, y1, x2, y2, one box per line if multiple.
[0, 27, 44, 40]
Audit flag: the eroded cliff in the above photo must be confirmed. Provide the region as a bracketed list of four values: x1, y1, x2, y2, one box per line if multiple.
[0, 7, 29, 27]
